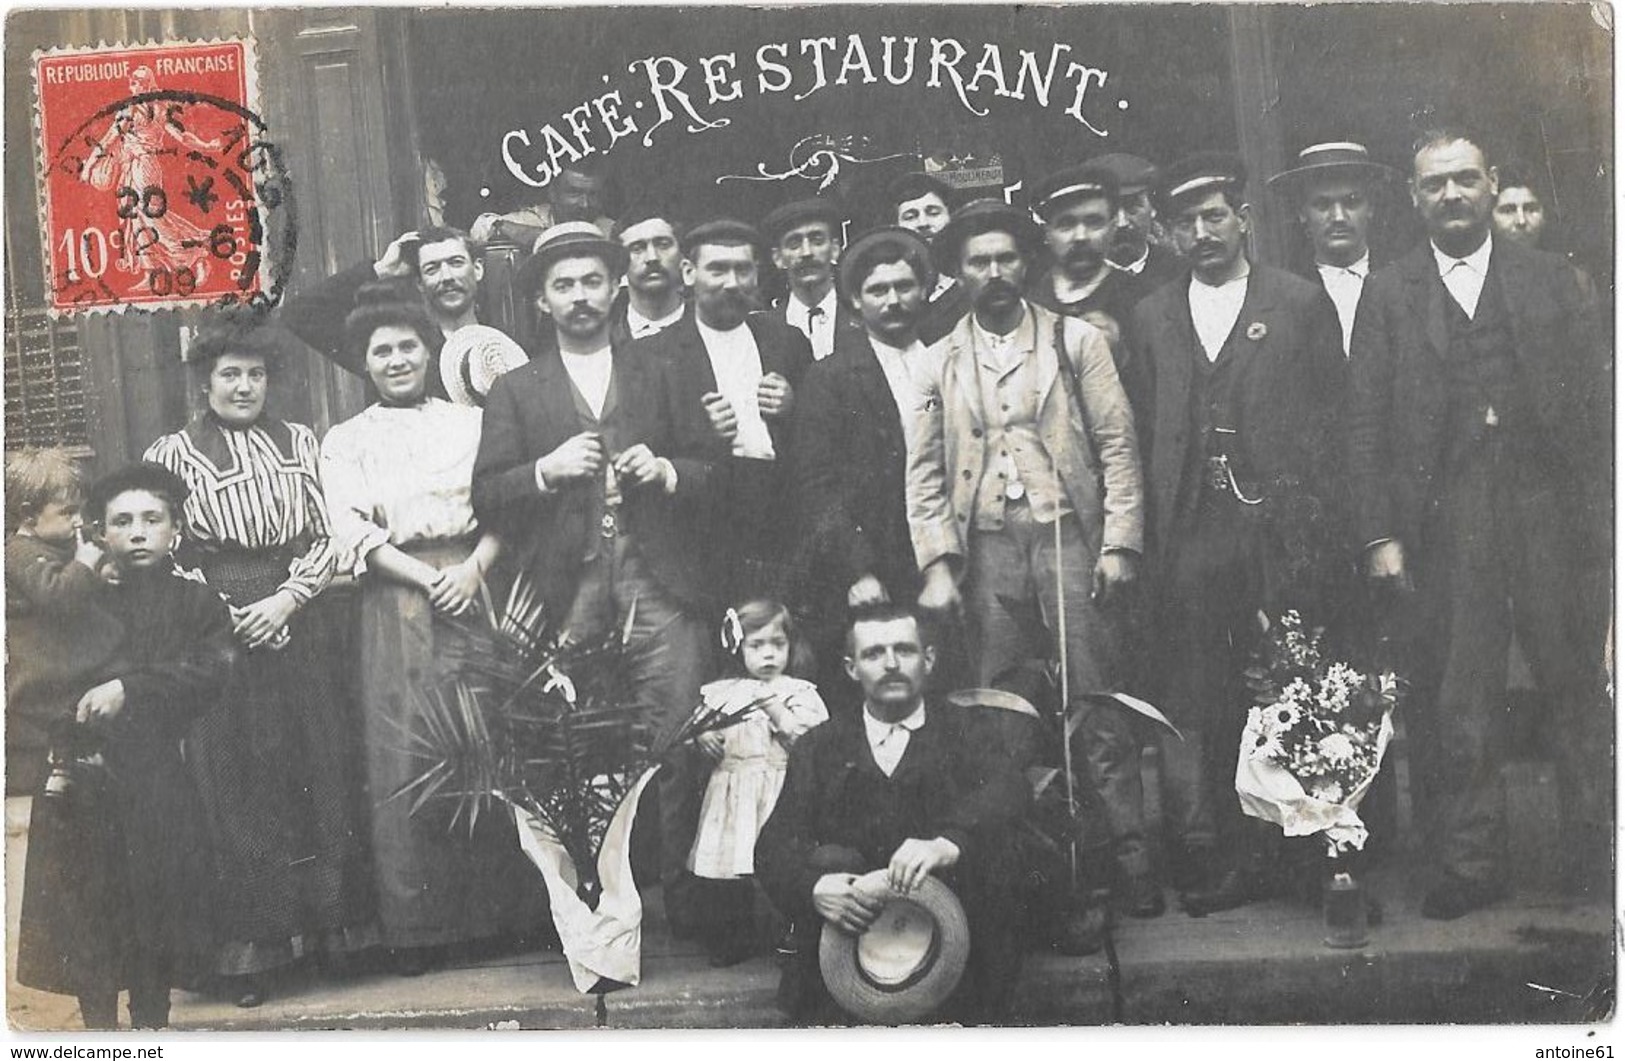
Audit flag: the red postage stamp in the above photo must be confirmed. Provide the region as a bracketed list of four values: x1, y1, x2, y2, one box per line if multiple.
[33, 39, 288, 316]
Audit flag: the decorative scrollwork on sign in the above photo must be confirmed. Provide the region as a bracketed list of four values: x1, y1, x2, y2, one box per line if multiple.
[715, 134, 912, 192]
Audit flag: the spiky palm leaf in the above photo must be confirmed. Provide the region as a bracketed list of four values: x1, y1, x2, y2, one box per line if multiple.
[388, 576, 760, 907]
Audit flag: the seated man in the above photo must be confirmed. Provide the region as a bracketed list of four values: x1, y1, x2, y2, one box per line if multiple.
[755, 603, 1029, 1025]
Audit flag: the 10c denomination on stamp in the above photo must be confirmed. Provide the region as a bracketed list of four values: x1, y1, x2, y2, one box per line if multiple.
[33, 38, 289, 317]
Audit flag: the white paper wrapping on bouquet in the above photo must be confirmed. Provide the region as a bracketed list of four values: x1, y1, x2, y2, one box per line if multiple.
[511, 767, 659, 993]
[1235, 712, 1394, 851]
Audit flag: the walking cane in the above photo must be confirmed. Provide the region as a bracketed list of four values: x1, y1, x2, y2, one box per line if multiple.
[1054, 512, 1080, 892]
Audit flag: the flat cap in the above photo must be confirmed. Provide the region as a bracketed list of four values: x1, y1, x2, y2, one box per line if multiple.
[1091, 153, 1160, 195]
[760, 198, 844, 244]
[680, 217, 762, 259]
[1159, 152, 1250, 209]
[1031, 163, 1121, 220]
[839, 225, 937, 296]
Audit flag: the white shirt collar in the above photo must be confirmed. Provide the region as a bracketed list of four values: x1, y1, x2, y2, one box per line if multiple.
[864, 701, 927, 734]
[626, 301, 685, 338]
[1431, 235, 1493, 278]
[789, 286, 839, 326]
[1109, 244, 1150, 275]
[1317, 251, 1370, 279]
[863, 701, 927, 775]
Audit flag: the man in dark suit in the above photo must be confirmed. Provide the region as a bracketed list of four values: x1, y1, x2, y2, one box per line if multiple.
[470, 221, 719, 924]
[792, 227, 936, 706]
[1267, 141, 1396, 357]
[1130, 153, 1344, 914]
[764, 198, 864, 361]
[1348, 128, 1611, 918]
[609, 203, 689, 346]
[1094, 153, 1185, 289]
[630, 219, 814, 603]
[885, 172, 971, 345]
[1026, 162, 1154, 420]
[756, 603, 1029, 1025]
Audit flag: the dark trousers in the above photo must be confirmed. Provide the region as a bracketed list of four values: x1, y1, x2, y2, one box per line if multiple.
[78, 967, 170, 1029]
[966, 504, 1147, 881]
[1155, 493, 1274, 864]
[782, 842, 1024, 1025]
[1413, 437, 1611, 884]
[566, 535, 712, 893]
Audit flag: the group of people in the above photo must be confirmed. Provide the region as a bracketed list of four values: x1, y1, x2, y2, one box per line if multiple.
[4, 123, 1610, 1028]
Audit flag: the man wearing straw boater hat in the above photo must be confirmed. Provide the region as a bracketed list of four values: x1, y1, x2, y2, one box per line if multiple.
[471, 221, 720, 931]
[1128, 153, 1344, 915]
[905, 199, 1157, 921]
[1268, 140, 1396, 355]
[755, 603, 1028, 1024]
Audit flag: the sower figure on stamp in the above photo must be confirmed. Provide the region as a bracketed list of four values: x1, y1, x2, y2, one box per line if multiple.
[906, 200, 1154, 925]
[282, 225, 526, 407]
[1347, 128, 1612, 918]
[755, 604, 1028, 1025]
[471, 222, 720, 935]
[1130, 154, 1345, 915]
[792, 227, 938, 711]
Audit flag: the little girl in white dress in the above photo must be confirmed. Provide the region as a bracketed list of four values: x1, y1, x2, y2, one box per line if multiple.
[687, 599, 828, 965]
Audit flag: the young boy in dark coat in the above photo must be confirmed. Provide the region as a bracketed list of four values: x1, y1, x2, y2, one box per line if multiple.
[14, 461, 237, 1029]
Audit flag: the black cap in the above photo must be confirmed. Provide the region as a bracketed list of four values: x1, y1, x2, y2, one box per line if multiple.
[1091, 153, 1160, 196]
[680, 218, 762, 260]
[760, 198, 844, 244]
[932, 199, 1044, 278]
[1031, 163, 1121, 220]
[839, 225, 937, 296]
[1159, 152, 1250, 210]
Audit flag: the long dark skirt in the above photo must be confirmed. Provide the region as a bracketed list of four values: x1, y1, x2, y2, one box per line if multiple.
[16, 744, 214, 999]
[358, 541, 550, 949]
[188, 550, 374, 974]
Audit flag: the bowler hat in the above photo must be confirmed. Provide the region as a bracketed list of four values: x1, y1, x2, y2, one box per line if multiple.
[818, 869, 972, 1024]
[1158, 152, 1250, 210]
[1031, 163, 1121, 220]
[1091, 153, 1160, 196]
[1267, 141, 1395, 198]
[516, 222, 627, 300]
[761, 198, 844, 245]
[932, 199, 1044, 279]
[838, 226, 936, 298]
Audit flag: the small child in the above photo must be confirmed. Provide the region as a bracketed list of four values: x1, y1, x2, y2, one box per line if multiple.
[687, 600, 828, 966]
[14, 461, 236, 1029]
[4, 449, 123, 800]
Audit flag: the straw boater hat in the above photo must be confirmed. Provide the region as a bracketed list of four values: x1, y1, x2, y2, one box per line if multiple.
[1266, 141, 1395, 198]
[515, 221, 629, 302]
[438, 324, 528, 406]
[818, 869, 972, 1023]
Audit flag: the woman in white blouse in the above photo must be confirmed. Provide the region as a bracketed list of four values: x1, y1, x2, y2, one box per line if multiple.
[320, 289, 547, 975]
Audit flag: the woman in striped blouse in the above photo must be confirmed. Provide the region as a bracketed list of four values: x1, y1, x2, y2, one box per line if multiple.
[143, 324, 372, 1007]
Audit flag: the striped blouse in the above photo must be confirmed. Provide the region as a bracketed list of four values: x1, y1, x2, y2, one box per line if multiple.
[143, 417, 338, 604]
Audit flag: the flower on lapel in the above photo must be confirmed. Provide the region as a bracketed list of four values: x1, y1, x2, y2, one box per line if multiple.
[1246, 321, 1268, 341]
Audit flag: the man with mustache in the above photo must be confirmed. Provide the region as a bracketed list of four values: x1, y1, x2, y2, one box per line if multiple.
[1267, 141, 1395, 356]
[471, 221, 720, 934]
[1128, 154, 1344, 914]
[906, 200, 1155, 923]
[631, 219, 813, 602]
[792, 227, 939, 705]
[1094, 153, 1185, 289]
[765, 198, 863, 362]
[1348, 128, 1611, 918]
[610, 203, 689, 345]
[282, 225, 525, 406]
[469, 161, 616, 251]
[1026, 162, 1154, 420]
[885, 172, 971, 344]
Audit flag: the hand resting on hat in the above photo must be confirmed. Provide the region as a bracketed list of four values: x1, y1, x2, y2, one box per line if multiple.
[887, 836, 961, 895]
[813, 835, 962, 932]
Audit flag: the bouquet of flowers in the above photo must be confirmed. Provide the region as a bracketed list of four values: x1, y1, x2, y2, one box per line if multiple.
[391, 575, 762, 992]
[1235, 610, 1405, 854]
